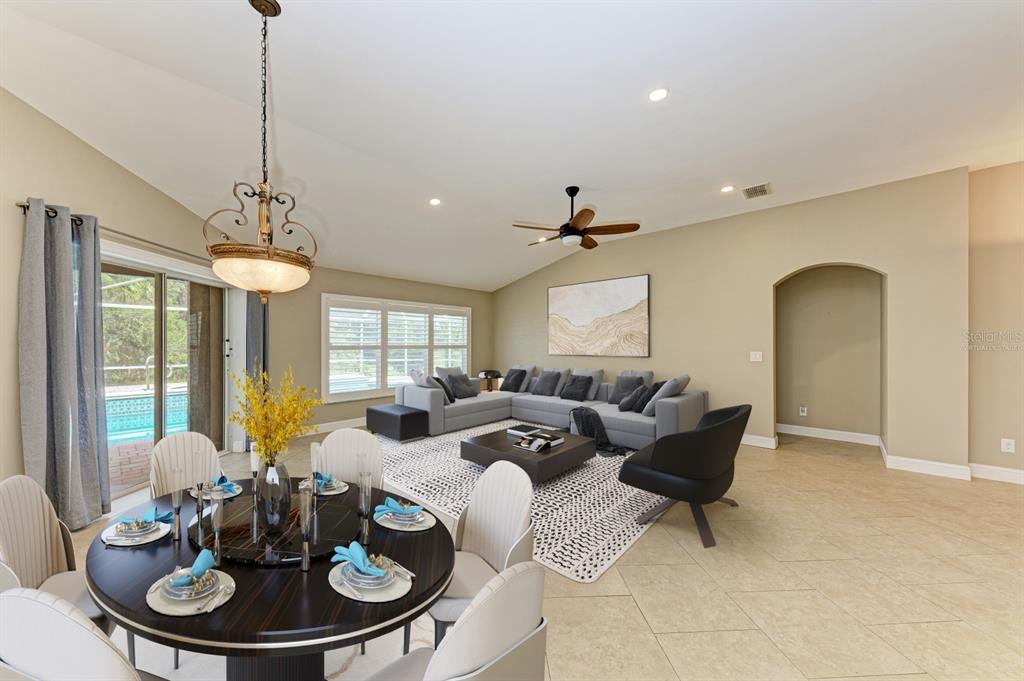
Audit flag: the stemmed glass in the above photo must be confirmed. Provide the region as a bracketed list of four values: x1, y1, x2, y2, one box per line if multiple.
[207, 489, 224, 567]
[194, 482, 206, 545]
[171, 487, 183, 542]
[299, 478, 314, 572]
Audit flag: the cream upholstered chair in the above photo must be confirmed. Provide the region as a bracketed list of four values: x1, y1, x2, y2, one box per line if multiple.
[0, 588, 165, 681]
[0, 475, 110, 635]
[314, 428, 384, 487]
[369, 562, 546, 681]
[149, 432, 222, 499]
[421, 460, 533, 649]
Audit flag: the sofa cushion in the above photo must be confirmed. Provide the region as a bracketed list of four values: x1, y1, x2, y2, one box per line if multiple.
[443, 391, 515, 418]
[500, 368, 528, 393]
[591, 402, 657, 437]
[642, 375, 690, 417]
[446, 373, 479, 399]
[620, 370, 655, 388]
[531, 371, 561, 396]
[570, 368, 604, 400]
[618, 385, 647, 412]
[608, 375, 644, 404]
[508, 364, 536, 392]
[633, 381, 666, 413]
[559, 375, 593, 402]
[411, 369, 451, 405]
[511, 393, 600, 417]
[433, 375, 456, 403]
[543, 367, 571, 395]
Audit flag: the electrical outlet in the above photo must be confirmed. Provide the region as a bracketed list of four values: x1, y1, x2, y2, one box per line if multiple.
[799, 405, 808, 417]
[750, 351, 763, 362]
[1001, 438, 1016, 454]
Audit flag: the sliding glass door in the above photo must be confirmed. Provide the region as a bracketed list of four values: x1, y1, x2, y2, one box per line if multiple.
[101, 265, 224, 497]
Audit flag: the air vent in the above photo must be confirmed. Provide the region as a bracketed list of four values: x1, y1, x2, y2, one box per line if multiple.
[742, 183, 772, 199]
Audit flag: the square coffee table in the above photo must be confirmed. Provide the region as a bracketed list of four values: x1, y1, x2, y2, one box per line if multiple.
[460, 428, 596, 483]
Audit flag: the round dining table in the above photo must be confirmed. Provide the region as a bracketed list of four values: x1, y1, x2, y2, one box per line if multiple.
[86, 478, 455, 681]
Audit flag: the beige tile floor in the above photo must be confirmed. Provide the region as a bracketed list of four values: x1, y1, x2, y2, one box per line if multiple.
[73, 434, 1024, 681]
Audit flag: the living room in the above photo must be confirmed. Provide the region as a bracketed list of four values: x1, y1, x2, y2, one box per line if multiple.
[1, 2, 1022, 681]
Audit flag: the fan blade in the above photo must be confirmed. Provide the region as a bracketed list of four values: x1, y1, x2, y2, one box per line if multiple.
[580, 235, 599, 249]
[583, 223, 640, 236]
[513, 223, 559, 231]
[569, 208, 595, 229]
[528, 237, 558, 246]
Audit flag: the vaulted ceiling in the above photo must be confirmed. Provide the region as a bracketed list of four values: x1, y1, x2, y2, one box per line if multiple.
[2, 1, 1021, 290]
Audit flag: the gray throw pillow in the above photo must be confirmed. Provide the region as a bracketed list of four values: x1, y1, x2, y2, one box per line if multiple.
[619, 370, 655, 388]
[571, 368, 604, 400]
[543, 367, 570, 396]
[641, 374, 690, 417]
[608, 375, 644, 404]
[559, 375, 593, 402]
[500, 368, 528, 393]
[433, 375, 457, 403]
[633, 381, 666, 414]
[531, 370, 561, 396]
[618, 385, 647, 412]
[446, 373, 478, 399]
[509, 364, 536, 392]
[435, 366, 465, 384]
[410, 369, 452, 404]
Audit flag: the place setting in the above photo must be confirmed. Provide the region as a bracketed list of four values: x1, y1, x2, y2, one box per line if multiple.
[101, 506, 173, 547]
[313, 471, 349, 496]
[328, 541, 415, 603]
[374, 495, 436, 532]
[145, 548, 237, 617]
[189, 475, 243, 500]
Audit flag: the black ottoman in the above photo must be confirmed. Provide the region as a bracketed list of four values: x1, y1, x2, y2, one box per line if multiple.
[366, 404, 429, 441]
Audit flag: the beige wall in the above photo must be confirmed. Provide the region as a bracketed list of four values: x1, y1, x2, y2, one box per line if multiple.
[968, 162, 1023, 470]
[775, 265, 882, 434]
[494, 169, 970, 465]
[268, 269, 494, 425]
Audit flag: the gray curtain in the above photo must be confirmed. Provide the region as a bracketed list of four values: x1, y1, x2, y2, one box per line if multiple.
[19, 198, 110, 530]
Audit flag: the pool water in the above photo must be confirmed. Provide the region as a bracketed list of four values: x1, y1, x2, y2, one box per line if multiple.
[105, 392, 188, 444]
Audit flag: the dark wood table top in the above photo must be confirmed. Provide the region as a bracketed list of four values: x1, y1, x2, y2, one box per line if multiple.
[463, 427, 594, 457]
[461, 428, 596, 483]
[86, 479, 455, 657]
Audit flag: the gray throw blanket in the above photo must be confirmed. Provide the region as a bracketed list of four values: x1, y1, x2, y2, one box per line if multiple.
[570, 406, 632, 457]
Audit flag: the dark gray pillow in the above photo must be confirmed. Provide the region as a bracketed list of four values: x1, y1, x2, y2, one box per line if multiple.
[543, 367, 570, 395]
[500, 368, 527, 393]
[618, 385, 647, 412]
[633, 381, 666, 414]
[445, 373, 478, 399]
[559, 375, 593, 402]
[434, 375, 456, 403]
[641, 374, 690, 417]
[570, 368, 604, 400]
[531, 370, 561, 396]
[509, 364, 536, 392]
[608, 375, 644, 404]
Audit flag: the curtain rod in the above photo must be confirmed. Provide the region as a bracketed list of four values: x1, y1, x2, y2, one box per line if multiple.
[15, 201, 210, 265]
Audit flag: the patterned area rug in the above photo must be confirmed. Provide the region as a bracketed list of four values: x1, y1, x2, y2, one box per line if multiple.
[376, 419, 665, 583]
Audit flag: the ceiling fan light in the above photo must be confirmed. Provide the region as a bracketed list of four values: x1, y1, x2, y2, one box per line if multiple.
[561, 234, 583, 247]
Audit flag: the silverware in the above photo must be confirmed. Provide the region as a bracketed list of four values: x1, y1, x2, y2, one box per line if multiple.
[147, 580, 163, 594]
[333, 574, 365, 600]
[383, 557, 415, 580]
[204, 582, 235, 613]
[193, 584, 225, 613]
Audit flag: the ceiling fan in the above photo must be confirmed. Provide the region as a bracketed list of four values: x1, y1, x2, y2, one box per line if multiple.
[513, 186, 639, 249]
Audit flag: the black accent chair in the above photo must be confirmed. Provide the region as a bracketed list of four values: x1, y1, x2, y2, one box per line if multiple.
[618, 404, 751, 548]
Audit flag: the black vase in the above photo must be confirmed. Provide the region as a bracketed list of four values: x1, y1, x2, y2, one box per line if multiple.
[256, 462, 291, 534]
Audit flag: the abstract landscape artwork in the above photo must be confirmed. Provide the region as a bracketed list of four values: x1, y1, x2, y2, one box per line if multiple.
[548, 275, 649, 357]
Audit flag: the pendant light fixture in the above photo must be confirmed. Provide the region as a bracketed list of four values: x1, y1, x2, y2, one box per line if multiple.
[202, 0, 316, 303]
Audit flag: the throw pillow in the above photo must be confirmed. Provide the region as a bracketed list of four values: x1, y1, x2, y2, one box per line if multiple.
[434, 375, 456, 403]
[608, 375, 644, 404]
[619, 369, 655, 388]
[559, 375, 593, 401]
[446, 373, 478, 399]
[500, 368, 527, 393]
[641, 375, 690, 417]
[410, 369, 452, 405]
[435, 366, 465, 384]
[570, 368, 604, 400]
[618, 385, 647, 412]
[531, 370, 561, 396]
[543, 367, 571, 395]
[508, 364, 536, 392]
[633, 381, 666, 414]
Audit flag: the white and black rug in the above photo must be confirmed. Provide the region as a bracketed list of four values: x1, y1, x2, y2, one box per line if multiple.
[376, 420, 665, 583]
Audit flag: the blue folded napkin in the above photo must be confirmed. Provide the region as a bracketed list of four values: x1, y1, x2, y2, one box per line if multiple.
[211, 475, 239, 495]
[171, 549, 215, 587]
[314, 472, 333, 491]
[331, 541, 385, 576]
[119, 506, 173, 525]
[373, 496, 422, 521]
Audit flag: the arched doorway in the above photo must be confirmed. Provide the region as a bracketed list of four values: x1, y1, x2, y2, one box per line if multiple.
[773, 264, 887, 446]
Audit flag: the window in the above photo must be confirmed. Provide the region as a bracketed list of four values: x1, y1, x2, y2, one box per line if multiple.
[322, 294, 471, 401]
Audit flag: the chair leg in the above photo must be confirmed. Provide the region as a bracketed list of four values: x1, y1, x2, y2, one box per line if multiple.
[360, 641, 366, 655]
[403, 622, 411, 654]
[126, 631, 136, 666]
[434, 619, 448, 648]
[173, 648, 180, 669]
[689, 502, 717, 548]
[636, 498, 676, 524]
[718, 496, 739, 507]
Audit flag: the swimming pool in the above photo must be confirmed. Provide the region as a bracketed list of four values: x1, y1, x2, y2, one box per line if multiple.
[105, 392, 189, 444]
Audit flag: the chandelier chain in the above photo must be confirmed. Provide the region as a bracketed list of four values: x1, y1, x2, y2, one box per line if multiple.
[260, 15, 268, 184]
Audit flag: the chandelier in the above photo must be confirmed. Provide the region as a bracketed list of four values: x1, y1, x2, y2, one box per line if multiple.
[203, 0, 316, 304]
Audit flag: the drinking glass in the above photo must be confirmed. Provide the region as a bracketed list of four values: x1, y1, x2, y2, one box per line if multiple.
[194, 482, 206, 545]
[171, 487, 183, 542]
[207, 489, 224, 567]
[358, 471, 373, 545]
[298, 479, 314, 572]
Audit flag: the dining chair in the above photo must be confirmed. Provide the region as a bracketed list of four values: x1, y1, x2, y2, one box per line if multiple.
[314, 428, 384, 487]
[149, 431, 222, 499]
[368, 561, 546, 681]
[0, 475, 111, 637]
[0, 587, 165, 681]
[418, 460, 533, 650]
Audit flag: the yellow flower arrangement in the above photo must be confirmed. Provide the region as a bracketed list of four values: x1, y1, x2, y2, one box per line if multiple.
[228, 368, 322, 465]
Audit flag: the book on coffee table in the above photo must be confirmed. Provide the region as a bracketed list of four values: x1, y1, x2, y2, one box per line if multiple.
[506, 424, 541, 438]
[513, 431, 565, 453]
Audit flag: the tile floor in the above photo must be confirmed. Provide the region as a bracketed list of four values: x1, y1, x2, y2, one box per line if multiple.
[74, 434, 1024, 680]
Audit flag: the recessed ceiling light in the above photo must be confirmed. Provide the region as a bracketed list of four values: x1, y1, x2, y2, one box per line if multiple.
[720, 185, 735, 193]
[648, 88, 669, 102]
[538, 237, 547, 242]
[429, 198, 441, 206]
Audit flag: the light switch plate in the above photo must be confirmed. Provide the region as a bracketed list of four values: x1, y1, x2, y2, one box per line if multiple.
[1001, 438, 1016, 454]
[799, 406, 808, 417]
[750, 351, 763, 362]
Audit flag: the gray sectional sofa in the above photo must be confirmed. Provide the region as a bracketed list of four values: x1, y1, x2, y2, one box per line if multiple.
[394, 372, 708, 450]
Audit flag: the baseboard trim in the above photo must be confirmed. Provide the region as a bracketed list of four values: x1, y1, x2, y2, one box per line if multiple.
[741, 434, 778, 449]
[884, 453, 972, 481]
[776, 423, 880, 446]
[311, 417, 366, 434]
[969, 463, 1024, 485]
